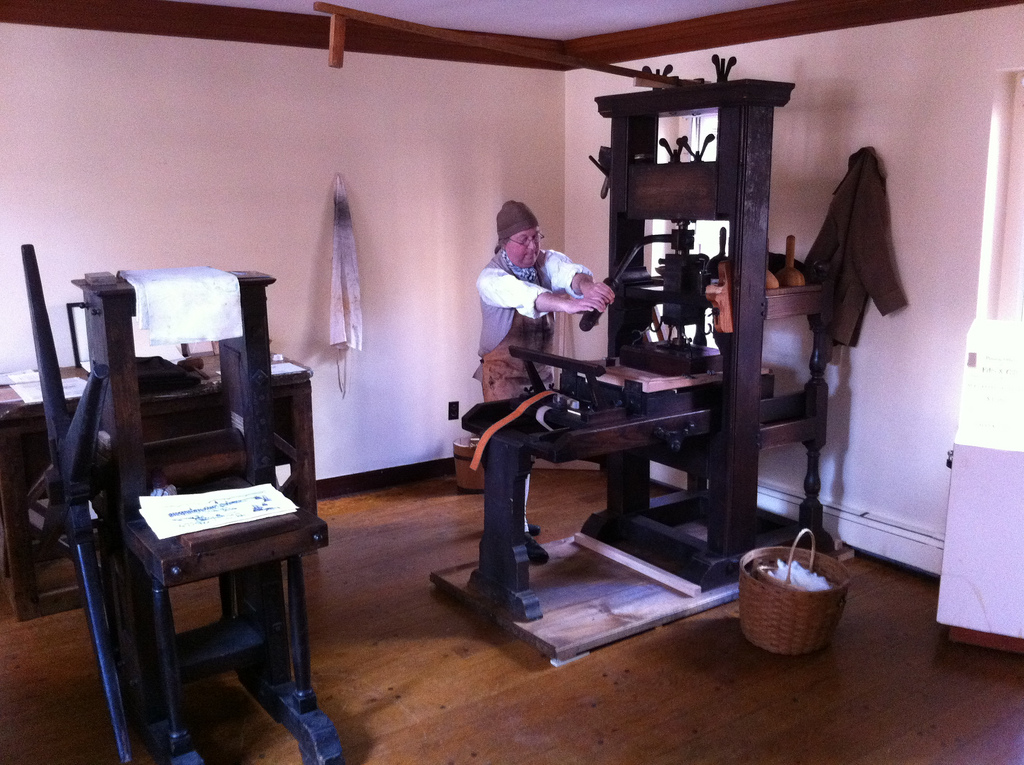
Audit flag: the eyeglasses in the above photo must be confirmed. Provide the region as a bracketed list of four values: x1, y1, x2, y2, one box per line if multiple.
[508, 231, 544, 248]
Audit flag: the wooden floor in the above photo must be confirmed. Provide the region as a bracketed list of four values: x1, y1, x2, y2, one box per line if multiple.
[4, 469, 1024, 764]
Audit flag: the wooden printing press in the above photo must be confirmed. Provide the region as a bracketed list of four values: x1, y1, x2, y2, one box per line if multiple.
[20, 248, 343, 764]
[457, 76, 837, 629]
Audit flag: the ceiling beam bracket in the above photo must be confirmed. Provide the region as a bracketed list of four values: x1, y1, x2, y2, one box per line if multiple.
[328, 12, 345, 68]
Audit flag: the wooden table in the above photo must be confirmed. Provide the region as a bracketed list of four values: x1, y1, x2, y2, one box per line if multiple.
[0, 357, 317, 621]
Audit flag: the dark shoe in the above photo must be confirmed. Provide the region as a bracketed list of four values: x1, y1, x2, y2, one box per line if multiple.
[524, 536, 549, 564]
[527, 523, 541, 537]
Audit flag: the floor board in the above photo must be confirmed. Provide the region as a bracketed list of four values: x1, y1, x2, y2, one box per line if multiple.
[2, 470, 1022, 764]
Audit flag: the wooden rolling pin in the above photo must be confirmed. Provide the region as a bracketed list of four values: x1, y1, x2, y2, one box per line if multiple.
[775, 234, 805, 287]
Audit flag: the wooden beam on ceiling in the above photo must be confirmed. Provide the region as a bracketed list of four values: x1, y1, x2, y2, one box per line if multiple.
[0, 0, 329, 48]
[342, 19, 568, 69]
[1, 0, 1022, 69]
[567, 0, 1024, 63]
[0, 0, 569, 70]
[313, 2, 684, 84]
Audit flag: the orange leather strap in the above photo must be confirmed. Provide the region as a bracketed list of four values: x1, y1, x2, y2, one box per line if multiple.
[469, 390, 556, 472]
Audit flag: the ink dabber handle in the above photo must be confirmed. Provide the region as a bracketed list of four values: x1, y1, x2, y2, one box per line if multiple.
[579, 277, 614, 332]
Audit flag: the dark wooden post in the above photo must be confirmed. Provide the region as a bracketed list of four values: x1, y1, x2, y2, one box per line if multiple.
[469, 433, 541, 621]
[705, 102, 776, 557]
[799, 312, 836, 552]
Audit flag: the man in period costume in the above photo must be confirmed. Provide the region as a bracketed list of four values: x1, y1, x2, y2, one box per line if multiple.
[474, 200, 614, 562]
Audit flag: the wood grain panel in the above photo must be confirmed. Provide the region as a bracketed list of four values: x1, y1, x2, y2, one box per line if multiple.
[627, 161, 719, 222]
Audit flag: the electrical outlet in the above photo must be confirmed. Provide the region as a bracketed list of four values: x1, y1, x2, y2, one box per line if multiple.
[448, 401, 459, 420]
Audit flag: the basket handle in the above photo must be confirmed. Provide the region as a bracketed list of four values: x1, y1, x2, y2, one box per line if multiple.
[785, 528, 817, 585]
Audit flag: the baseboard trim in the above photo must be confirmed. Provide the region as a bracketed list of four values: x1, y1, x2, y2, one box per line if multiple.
[756, 485, 945, 575]
[317, 458, 454, 499]
[949, 626, 1024, 654]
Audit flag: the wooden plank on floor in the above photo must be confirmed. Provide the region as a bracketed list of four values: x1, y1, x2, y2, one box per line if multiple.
[430, 536, 737, 661]
[572, 532, 702, 597]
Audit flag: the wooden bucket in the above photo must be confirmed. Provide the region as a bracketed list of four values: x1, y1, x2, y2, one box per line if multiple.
[453, 436, 484, 493]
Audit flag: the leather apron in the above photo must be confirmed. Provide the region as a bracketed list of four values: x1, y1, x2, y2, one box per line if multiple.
[481, 311, 554, 402]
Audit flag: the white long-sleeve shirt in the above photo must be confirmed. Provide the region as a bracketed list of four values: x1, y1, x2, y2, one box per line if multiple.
[475, 249, 591, 371]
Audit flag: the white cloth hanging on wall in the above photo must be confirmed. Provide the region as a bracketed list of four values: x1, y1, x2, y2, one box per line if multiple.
[330, 174, 363, 352]
[120, 266, 243, 345]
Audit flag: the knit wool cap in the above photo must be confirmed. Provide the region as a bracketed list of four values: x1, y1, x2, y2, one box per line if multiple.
[496, 200, 539, 241]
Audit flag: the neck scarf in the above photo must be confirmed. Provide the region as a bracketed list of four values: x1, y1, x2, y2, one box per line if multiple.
[501, 250, 538, 284]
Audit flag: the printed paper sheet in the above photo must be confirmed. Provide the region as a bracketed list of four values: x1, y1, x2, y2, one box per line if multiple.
[139, 484, 297, 540]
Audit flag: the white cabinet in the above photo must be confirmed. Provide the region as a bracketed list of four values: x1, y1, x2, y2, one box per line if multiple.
[937, 320, 1024, 646]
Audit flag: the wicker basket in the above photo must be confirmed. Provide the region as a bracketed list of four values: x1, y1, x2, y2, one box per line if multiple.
[738, 529, 851, 655]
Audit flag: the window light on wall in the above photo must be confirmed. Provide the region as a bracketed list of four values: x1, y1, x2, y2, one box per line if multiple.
[978, 71, 1024, 321]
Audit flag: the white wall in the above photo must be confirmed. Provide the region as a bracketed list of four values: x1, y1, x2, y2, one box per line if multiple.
[564, 5, 1024, 571]
[0, 23, 564, 479]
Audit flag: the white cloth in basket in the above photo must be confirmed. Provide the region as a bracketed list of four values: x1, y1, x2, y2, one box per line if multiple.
[768, 559, 831, 591]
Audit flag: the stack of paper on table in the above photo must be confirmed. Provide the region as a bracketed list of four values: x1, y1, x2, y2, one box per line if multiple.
[5, 370, 88, 404]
